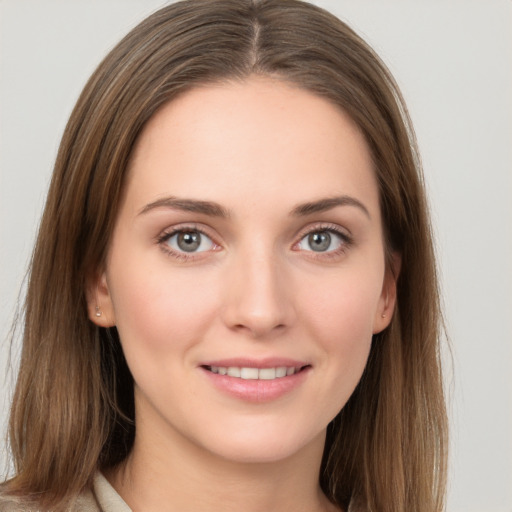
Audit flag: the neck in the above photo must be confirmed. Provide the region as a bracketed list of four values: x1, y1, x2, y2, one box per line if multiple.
[107, 412, 339, 512]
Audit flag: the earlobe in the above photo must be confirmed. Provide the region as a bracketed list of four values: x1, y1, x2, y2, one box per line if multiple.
[373, 252, 401, 334]
[86, 271, 116, 327]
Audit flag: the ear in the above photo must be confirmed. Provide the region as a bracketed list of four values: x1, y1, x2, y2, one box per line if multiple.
[85, 270, 116, 328]
[373, 252, 401, 334]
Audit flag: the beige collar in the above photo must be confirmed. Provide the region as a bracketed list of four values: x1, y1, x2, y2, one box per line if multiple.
[93, 472, 132, 512]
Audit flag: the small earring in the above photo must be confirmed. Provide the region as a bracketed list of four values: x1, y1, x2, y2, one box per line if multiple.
[381, 313, 386, 318]
[95, 306, 102, 317]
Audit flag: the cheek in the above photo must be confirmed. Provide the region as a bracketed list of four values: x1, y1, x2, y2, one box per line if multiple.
[307, 269, 382, 327]
[107, 254, 219, 357]
[299, 262, 384, 364]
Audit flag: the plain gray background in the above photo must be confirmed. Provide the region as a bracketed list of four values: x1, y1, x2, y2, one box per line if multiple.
[1, 1, 511, 511]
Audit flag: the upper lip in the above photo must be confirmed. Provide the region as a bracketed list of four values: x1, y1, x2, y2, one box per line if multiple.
[199, 357, 310, 369]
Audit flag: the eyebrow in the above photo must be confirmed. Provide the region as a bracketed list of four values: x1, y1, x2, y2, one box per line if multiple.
[138, 194, 370, 219]
[291, 195, 371, 219]
[138, 197, 230, 218]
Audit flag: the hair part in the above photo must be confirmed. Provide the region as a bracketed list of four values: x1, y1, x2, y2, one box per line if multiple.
[4, 1, 447, 511]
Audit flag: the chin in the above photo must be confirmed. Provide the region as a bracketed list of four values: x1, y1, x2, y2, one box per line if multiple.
[195, 423, 327, 465]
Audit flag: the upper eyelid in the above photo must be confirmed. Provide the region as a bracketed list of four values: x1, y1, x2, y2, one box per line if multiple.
[294, 222, 352, 240]
[156, 223, 217, 242]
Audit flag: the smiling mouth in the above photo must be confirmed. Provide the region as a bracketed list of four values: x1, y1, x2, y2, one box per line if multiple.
[202, 365, 310, 380]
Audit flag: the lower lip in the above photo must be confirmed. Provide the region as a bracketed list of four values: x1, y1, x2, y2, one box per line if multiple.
[200, 367, 310, 403]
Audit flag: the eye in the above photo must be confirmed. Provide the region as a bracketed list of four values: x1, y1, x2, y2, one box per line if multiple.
[165, 230, 215, 253]
[297, 229, 348, 253]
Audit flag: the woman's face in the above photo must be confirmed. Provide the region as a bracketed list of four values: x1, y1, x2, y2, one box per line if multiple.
[89, 77, 396, 464]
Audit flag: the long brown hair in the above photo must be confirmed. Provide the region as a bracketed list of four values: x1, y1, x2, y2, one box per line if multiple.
[3, 1, 447, 510]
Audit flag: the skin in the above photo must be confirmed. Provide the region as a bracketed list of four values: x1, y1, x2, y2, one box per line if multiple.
[88, 76, 397, 512]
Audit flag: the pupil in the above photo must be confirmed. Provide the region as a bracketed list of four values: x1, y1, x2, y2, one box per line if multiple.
[177, 232, 201, 252]
[308, 232, 331, 252]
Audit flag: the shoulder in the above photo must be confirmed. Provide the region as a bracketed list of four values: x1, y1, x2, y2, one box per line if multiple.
[0, 494, 26, 512]
[0, 472, 130, 512]
[0, 492, 36, 512]
[0, 494, 37, 511]
[0, 486, 99, 512]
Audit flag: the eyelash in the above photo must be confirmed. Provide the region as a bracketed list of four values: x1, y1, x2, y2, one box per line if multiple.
[293, 223, 353, 260]
[155, 223, 353, 262]
[156, 224, 219, 261]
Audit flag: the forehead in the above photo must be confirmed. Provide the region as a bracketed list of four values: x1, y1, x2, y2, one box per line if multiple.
[124, 76, 379, 218]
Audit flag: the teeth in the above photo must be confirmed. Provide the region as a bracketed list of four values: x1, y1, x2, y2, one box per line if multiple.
[208, 366, 300, 380]
[258, 368, 276, 380]
[227, 367, 241, 377]
[276, 367, 287, 378]
[240, 367, 259, 380]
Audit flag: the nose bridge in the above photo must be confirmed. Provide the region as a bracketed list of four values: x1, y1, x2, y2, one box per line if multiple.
[222, 240, 294, 337]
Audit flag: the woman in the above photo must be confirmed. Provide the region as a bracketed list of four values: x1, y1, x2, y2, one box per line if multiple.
[0, 0, 447, 511]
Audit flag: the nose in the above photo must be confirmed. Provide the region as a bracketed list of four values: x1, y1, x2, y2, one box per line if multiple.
[220, 247, 296, 338]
